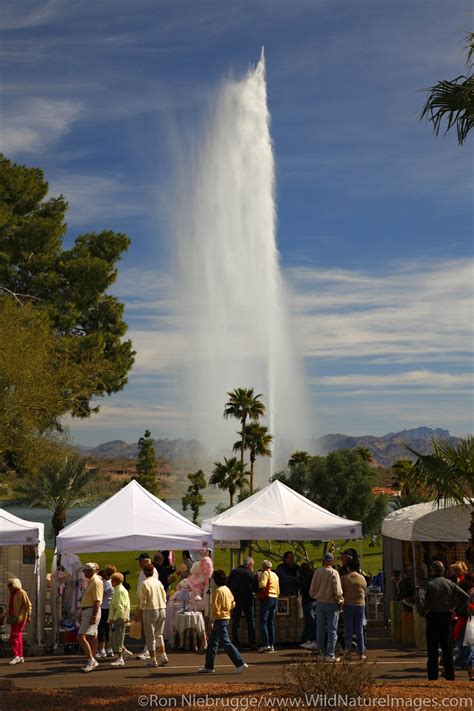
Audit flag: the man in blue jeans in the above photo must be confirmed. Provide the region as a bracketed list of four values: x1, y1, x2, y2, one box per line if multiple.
[309, 552, 344, 661]
[228, 557, 258, 650]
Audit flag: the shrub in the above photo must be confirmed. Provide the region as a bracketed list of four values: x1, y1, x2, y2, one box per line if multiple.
[286, 657, 377, 702]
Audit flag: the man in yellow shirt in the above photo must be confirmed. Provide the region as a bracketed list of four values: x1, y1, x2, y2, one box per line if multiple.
[198, 570, 248, 674]
[78, 563, 104, 672]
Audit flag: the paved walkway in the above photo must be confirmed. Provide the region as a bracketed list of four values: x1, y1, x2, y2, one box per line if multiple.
[0, 628, 429, 689]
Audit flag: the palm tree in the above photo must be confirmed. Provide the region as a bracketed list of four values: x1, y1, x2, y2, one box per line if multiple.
[223, 388, 265, 467]
[288, 451, 311, 467]
[420, 33, 473, 145]
[405, 436, 473, 508]
[233, 421, 272, 492]
[209, 457, 249, 507]
[14, 455, 96, 541]
[355, 446, 373, 463]
[391, 459, 414, 495]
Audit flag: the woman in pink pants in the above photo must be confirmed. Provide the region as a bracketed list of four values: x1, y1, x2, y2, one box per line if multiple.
[6, 578, 32, 664]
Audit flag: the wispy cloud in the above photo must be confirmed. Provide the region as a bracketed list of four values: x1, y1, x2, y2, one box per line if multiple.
[288, 259, 473, 363]
[0, 98, 81, 155]
[0, 0, 61, 31]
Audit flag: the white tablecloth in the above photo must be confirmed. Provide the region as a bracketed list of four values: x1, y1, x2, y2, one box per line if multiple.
[171, 611, 207, 651]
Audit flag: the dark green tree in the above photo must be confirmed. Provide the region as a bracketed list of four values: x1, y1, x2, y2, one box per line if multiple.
[182, 469, 207, 524]
[233, 421, 272, 492]
[420, 33, 473, 145]
[223, 388, 265, 467]
[0, 154, 135, 419]
[288, 451, 311, 468]
[209, 456, 249, 507]
[134, 430, 159, 496]
[14, 454, 96, 541]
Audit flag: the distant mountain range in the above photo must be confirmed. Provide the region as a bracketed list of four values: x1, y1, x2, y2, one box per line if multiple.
[76, 438, 207, 463]
[314, 427, 455, 466]
[77, 427, 455, 468]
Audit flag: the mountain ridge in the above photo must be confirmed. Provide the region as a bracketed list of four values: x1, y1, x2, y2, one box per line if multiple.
[76, 427, 455, 468]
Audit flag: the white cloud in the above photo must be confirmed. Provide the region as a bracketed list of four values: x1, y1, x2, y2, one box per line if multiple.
[0, 98, 81, 155]
[313, 371, 473, 389]
[0, 0, 60, 30]
[288, 259, 473, 362]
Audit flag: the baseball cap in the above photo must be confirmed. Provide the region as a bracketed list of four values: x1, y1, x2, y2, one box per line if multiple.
[83, 562, 96, 570]
[135, 553, 151, 560]
[323, 552, 334, 562]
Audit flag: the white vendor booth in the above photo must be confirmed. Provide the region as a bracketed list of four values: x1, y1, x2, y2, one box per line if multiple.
[202, 480, 362, 540]
[382, 499, 473, 648]
[0, 509, 46, 649]
[202, 480, 363, 645]
[54, 480, 212, 651]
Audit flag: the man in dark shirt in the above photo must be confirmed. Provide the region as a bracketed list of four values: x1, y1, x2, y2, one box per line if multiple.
[424, 560, 469, 681]
[228, 557, 258, 650]
[275, 551, 300, 596]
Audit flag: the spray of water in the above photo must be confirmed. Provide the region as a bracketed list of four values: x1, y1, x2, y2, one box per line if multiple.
[171, 51, 310, 476]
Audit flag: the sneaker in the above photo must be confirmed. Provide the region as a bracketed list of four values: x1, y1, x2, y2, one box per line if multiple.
[123, 648, 134, 658]
[257, 646, 271, 653]
[8, 656, 24, 665]
[158, 657, 169, 667]
[106, 649, 115, 657]
[198, 667, 215, 673]
[82, 658, 99, 672]
[359, 654, 368, 662]
[95, 650, 106, 659]
[324, 655, 340, 662]
[137, 651, 150, 660]
[235, 663, 248, 674]
[300, 641, 312, 648]
[110, 658, 125, 667]
[269, 645, 275, 652]
[305, 642, 318, 650]
[146, 659, 158, 668]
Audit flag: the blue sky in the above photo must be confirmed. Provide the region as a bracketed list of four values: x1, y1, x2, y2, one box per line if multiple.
[1, 0, 472, 447]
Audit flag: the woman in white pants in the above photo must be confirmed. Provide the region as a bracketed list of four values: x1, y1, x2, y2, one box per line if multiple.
[136, 563, 168, 668]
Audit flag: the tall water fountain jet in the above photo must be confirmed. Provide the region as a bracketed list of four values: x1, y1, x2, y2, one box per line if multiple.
[172, 51, 310, 475]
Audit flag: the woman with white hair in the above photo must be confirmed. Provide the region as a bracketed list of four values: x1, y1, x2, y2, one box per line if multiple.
[257, 560, 280, 653]
[6, 578, 32, 665]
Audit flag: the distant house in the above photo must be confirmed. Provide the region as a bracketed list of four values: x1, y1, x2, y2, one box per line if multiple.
[372, 486, 401, 497]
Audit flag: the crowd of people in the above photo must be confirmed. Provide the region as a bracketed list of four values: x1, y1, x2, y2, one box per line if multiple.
[1, 548, 472, 681]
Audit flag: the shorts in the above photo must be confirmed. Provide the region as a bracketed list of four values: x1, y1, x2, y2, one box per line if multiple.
[79, 607, 101, 636]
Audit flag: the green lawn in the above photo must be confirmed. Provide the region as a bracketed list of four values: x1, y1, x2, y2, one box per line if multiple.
[47, 537, 382, 609]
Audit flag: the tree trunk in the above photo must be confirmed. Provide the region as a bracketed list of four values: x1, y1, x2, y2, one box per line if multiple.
[52, 507, 66, 542]
[240, 416, 246, 468]
[250, 456, 255, 493]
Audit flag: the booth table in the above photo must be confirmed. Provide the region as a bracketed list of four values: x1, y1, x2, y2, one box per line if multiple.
[170, 611, 207, 651]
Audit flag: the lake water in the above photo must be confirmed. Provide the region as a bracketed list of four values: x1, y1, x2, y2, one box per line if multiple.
[0, 498, 220, 548]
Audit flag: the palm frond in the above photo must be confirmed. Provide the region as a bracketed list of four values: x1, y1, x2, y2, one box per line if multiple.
[420, 75, 474, 145]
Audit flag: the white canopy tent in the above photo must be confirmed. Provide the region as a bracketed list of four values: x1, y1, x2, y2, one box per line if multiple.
[0, 509, 46, 647]
[202, 480, 362, 540]
[382, 499, 473, 542]
[56, 479, 212, 554]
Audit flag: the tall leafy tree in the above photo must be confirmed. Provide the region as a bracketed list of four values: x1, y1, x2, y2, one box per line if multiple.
[355, 446, 373, 463]
[223, 387, 265, 467]
[0, 298, 81, 475]
[234, 421, 272, 492]
[420, 33, 473, 145]
[134, 430, 159, 496]
[209, 456, 249, 507]
[182, 469, 207, 524]
[14, 454, 96, 540]
[0, 154, 135, 419]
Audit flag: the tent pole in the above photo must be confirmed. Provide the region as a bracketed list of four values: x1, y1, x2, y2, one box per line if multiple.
[359, 539, 363, 572]
[411, 541, 418, 588]
[35, 545, 40, 647]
